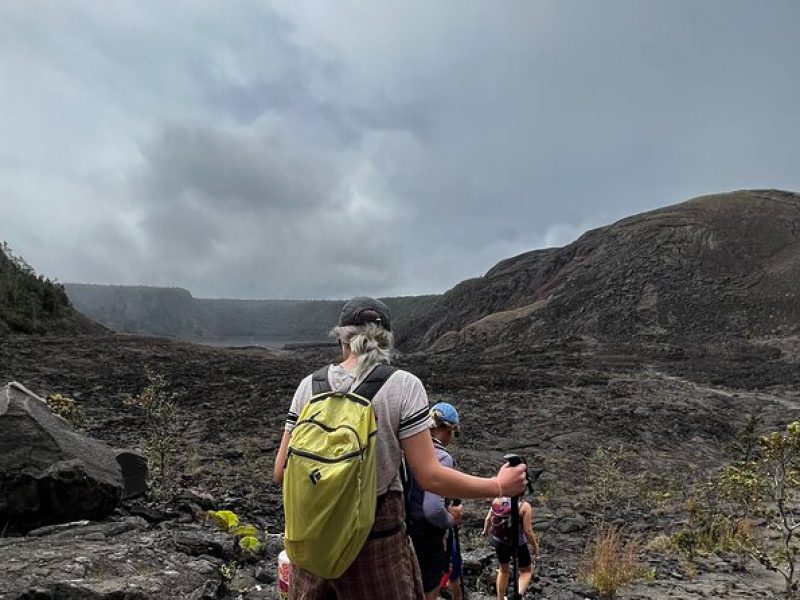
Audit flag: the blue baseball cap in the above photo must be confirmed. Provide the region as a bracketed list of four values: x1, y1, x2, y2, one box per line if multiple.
[430, 402, 460, 429]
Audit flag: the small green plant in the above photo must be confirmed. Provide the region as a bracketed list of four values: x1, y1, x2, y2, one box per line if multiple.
[219, 561, 237, 582]
[206, 510, 240, 530]
[579, 525, 647, 599]
[646, 534, 673, 554]
[590, 446, 626, 503]
[205, 510, 264, 557]
[238, 535, 262, 554]
[586, 445, 637, 521]
[124, 366, 179, 493]
[731, 413, 762, 462]
[46, 392, 83, 428]
[632, 471, 684, 512]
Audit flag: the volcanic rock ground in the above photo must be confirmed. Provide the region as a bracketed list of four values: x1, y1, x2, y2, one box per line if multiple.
[2, 333, 799, 599]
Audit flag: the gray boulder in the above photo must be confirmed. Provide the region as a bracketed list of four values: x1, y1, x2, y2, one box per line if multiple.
[0, 382, 139, 532]
[115, 449, 148, 499]
[0, 517, 227, 599]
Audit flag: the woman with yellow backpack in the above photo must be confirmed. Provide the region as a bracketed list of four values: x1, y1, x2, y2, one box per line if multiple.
[273, 296, 527, 600]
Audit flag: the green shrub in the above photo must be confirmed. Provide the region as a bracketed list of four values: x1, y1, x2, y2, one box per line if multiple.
[585, 445, 638, 522]
[739, 422, 800, 597]
[669, 480, 756, 559]
[124, 367, 179, 494]
[672, 421, 800, 598]
[46, 392, 83, 428]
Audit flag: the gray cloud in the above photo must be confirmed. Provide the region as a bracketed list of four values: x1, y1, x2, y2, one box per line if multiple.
[1, 0, 799, 298]
[136, 124, 340, 212]
[128, 119, 405, 298]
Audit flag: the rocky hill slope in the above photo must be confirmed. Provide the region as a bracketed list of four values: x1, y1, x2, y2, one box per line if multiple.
[399, 190, 800, 358]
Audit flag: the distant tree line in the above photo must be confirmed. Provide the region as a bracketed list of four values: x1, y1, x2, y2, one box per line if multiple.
[0, 241, 70, 334]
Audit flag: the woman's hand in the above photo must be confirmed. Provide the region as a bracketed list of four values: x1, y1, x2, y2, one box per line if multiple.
[448, 504, 464, 527]
[496, 462, 526, 497]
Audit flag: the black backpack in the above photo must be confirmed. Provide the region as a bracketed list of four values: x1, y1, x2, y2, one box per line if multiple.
[399, 456, 424, 529]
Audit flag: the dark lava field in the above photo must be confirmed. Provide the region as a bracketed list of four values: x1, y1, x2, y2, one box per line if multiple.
[2, 331, 800, 599]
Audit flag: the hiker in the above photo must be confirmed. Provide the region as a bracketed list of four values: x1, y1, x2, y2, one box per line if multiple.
[406, 402, 464, 600]
[273, 296, 527, 600]
[482, 493, 540, 600]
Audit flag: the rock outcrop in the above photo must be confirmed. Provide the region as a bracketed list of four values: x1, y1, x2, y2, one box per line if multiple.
[0, 517, 230, 599]
[0, 382, 146, 532]
[115, 450, 149, 500]
[398, 190, 800, 354]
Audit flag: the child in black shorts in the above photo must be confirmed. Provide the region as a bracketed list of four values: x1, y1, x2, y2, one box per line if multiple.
[483, 495, 539, 600]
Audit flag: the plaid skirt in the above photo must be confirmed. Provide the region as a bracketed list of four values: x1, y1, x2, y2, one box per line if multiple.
[290, 492, 425, 600]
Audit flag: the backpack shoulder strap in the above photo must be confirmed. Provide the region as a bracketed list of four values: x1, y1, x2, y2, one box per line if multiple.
[352, 364, 396, 401]
[311, 366, 332, 395]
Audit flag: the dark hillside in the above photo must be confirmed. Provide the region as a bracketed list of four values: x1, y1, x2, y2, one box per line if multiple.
[65, 284, 200, 338]
[0, 243, 103, 336]
[399, 190, 800, 361]
[65, 283, 439, 344]
[192, 295, 438, 341]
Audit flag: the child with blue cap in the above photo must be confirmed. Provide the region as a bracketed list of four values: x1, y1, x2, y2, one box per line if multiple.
[407, 401, 464, 600]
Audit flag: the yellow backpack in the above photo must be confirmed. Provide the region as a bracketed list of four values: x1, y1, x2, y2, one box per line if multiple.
[283, 364, 395, 579]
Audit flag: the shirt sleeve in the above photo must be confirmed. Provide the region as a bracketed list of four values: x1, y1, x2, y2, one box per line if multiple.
[423, 490, 453, 528]
[422, 451, 455, 528]
[397, 372, 431, 439]
[284, 375, 313, 432]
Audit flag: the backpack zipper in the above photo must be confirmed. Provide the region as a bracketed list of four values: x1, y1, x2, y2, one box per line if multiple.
[295, 418, 361, 437]
[288, 421, 377, 463]
[287, 446, 367, 464]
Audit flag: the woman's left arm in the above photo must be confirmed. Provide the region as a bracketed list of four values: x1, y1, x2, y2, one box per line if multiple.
[522, 502, 539, 554]
[273, 430, 291, 485]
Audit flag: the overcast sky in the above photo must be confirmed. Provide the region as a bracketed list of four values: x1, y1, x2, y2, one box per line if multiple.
[1, 1, 799, 299]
